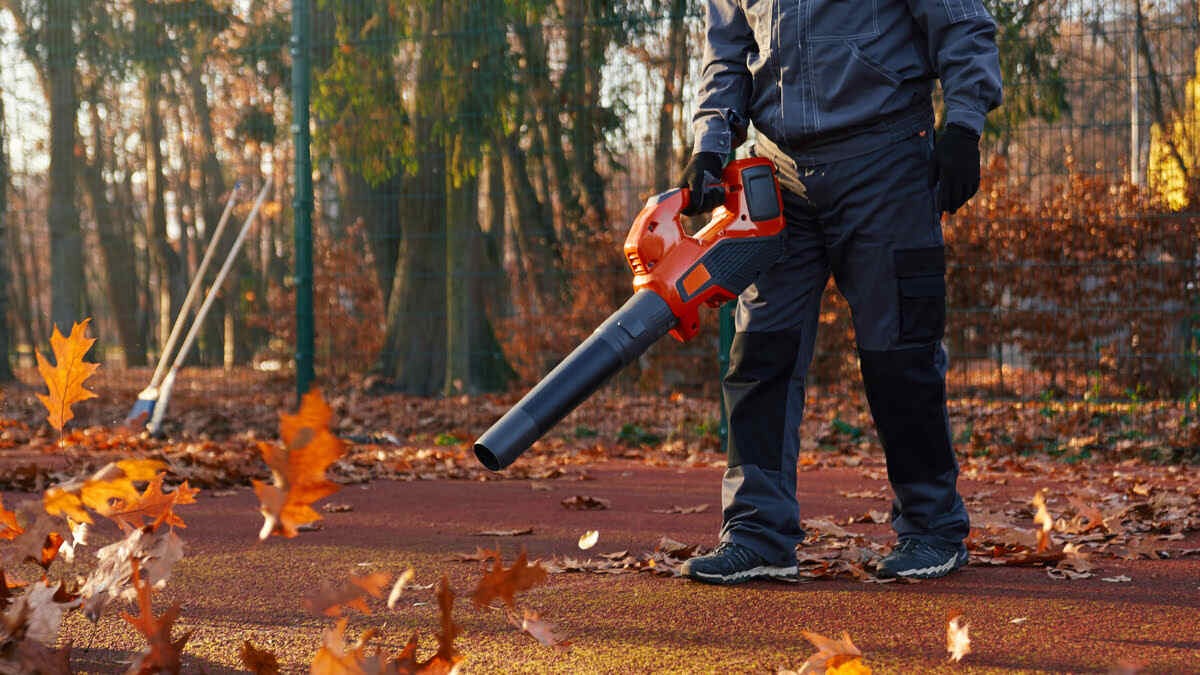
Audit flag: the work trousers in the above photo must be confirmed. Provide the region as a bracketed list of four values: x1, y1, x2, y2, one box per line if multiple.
[720, 129, 969, 565]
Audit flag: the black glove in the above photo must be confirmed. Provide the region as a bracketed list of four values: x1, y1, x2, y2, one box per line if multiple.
[677, 152, 725, 216]
[934, 124, 981, 214]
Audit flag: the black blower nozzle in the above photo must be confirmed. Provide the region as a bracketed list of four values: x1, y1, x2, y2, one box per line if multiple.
[474, 290, 676, 471]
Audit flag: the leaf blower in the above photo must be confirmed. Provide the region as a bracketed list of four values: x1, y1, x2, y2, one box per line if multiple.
[473, 157, 786, 471]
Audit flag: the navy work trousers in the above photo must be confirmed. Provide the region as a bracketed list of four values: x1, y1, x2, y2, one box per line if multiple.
[719, 129, 969, 565]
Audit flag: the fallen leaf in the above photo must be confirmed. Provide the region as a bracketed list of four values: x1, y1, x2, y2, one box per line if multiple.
[1101, 575, 1132, 583]
[120, 560, 191, 675]
[35, 318, 100, 431]
[1010, 617, 1028, 624]
[240, 640, 281, 675]
[947, 612, 971, 663]
[650, 504, 709, 514]
[471, 549, 548, 608]
[303, 571, 392, 616]
[472, 527, 533, 537]
[253, 388, 344, 539]
[561, 495, 610, 511]
[321, 503, 354, 513]
[578, 530, 599, 550]
[387, 567, 415, 609]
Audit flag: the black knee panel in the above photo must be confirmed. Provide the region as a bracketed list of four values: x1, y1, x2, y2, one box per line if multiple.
[858, 344, 955, 483]
[723, 331, 803, 471]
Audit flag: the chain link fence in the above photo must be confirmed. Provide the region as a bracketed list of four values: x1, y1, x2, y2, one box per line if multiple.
[0, 1, 1196, 412]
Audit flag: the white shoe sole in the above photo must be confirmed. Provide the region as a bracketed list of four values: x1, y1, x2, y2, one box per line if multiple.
[685, 564, 799, 585]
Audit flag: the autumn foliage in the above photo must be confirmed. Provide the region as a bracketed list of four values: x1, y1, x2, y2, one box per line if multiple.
[35, 319, 100, 431]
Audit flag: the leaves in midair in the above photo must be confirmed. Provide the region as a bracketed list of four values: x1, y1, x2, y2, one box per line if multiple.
[0, 497, 22, 541]
[43, 459, 168, 525]
[0, 579, 76, 675]
[471, 549, 547, 608]
[387, 567, 415, 610]
[253, 388, 344, 539]
[946, 612, 971, 663]
[80, 527, 184, 622]
[796, 630, 871, 674]
[303, 571, 392, 616]
[121, 560, 191, 675]
[1032, 490, 1054, 553]
[240, 640, 281, 675]
[104, 475, 199, 533]
[508, 608, 571, 648]
[35, 318, 100, 431]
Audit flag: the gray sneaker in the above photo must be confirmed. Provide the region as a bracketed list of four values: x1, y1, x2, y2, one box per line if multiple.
[876, 539, 969, 579]
[680, 542, 798, 585]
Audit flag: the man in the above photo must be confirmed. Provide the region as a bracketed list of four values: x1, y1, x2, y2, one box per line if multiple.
[677, 0, 1002, 584]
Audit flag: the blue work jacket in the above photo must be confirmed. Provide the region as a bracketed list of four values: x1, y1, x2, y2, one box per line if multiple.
[693, 0, 1004, 163]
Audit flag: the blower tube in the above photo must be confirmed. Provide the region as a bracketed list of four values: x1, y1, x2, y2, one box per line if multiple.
[474, 290, 677, 471]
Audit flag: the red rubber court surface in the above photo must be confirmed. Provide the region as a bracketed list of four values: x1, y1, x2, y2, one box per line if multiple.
[35, 461, 1199, 674]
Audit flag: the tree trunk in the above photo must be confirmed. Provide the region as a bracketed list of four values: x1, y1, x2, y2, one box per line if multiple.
[377, 7, 447, 394]
[187, 61, 228, 365]
[337, 165, 401, 307]
[143, 72, 187, 357]
[654, 0, 689, 192]
[0, 78, 15, 381]
[500, 131, 563, 313]
[47, 0, 82, 332]
[83, 96, 147, 366]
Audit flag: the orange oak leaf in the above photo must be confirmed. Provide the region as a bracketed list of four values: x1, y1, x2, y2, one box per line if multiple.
[303, 571, 392, 617]
[253, 388, 344, 539]
[35, 318, 100, 431]
[0, 495, 23, 540]
[103, 474, 199, 533]
[798, 630, 871, 674]
[392, 575, 462, 674]
[471, 549, 547, 608]
[240, 640, 281, 675]
[310, 618, 375, 674]
[121, 560, 191, 675]
[43, 459, 168, 524]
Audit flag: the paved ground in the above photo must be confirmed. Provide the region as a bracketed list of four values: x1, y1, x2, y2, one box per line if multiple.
[22, 462, 1200, 673]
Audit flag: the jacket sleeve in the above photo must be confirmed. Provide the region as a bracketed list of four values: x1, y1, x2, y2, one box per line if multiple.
[907, 0, 1003, 135]
[692, 1, 756, 156]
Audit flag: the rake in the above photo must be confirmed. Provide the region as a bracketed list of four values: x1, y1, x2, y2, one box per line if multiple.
[131, 178, 273, 435]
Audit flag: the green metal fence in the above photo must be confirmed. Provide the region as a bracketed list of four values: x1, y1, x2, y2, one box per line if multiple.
[0, 0, 1196, 409]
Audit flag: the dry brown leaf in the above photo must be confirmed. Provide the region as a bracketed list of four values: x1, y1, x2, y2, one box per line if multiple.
[1, 579, 81, 647]
[80, 527, 184, 621]
[104, 475, 199, 533]
[253, 388, 344, 539]
[120, 560, 191, 675]
[303, 571, 392, 617]
[472, 527, 533, 537]
[578, 530, 599, 550]
[1032, 490, 1054, 553]
[387, 567, 415, 609]
[240, 640, 281, 675]
[507, 608, 571, 648]
[471, 549, 547, 608]
[35, 318, 99, 431]
[43, 459, 168, 525]
[310, 618, 372, 673]
[947, 611, 971, 662]
[798, 630, 869, 674]
[0, 497, 22, 541]
[560, 495, 610, 511]
[650, 504, 709, 514]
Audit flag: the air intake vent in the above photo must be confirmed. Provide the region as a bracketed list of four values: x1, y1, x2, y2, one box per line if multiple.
[627, 252, 648, 275]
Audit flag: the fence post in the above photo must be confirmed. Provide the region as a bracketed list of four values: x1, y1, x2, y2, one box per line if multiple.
[291, 0, 315, 401]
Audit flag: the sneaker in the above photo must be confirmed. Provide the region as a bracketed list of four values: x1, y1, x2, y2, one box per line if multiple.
[876, 539, 969, 579]
[680, 542, 798, 585]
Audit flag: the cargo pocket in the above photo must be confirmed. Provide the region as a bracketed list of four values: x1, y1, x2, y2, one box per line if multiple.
[894, 246, 946, 344]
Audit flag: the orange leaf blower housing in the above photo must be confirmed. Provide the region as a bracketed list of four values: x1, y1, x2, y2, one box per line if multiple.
[475, 158, 785, 470]
[625, 157, 786, 342]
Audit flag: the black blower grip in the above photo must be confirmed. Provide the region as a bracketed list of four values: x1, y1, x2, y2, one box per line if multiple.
[474, 290, 677, 471]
